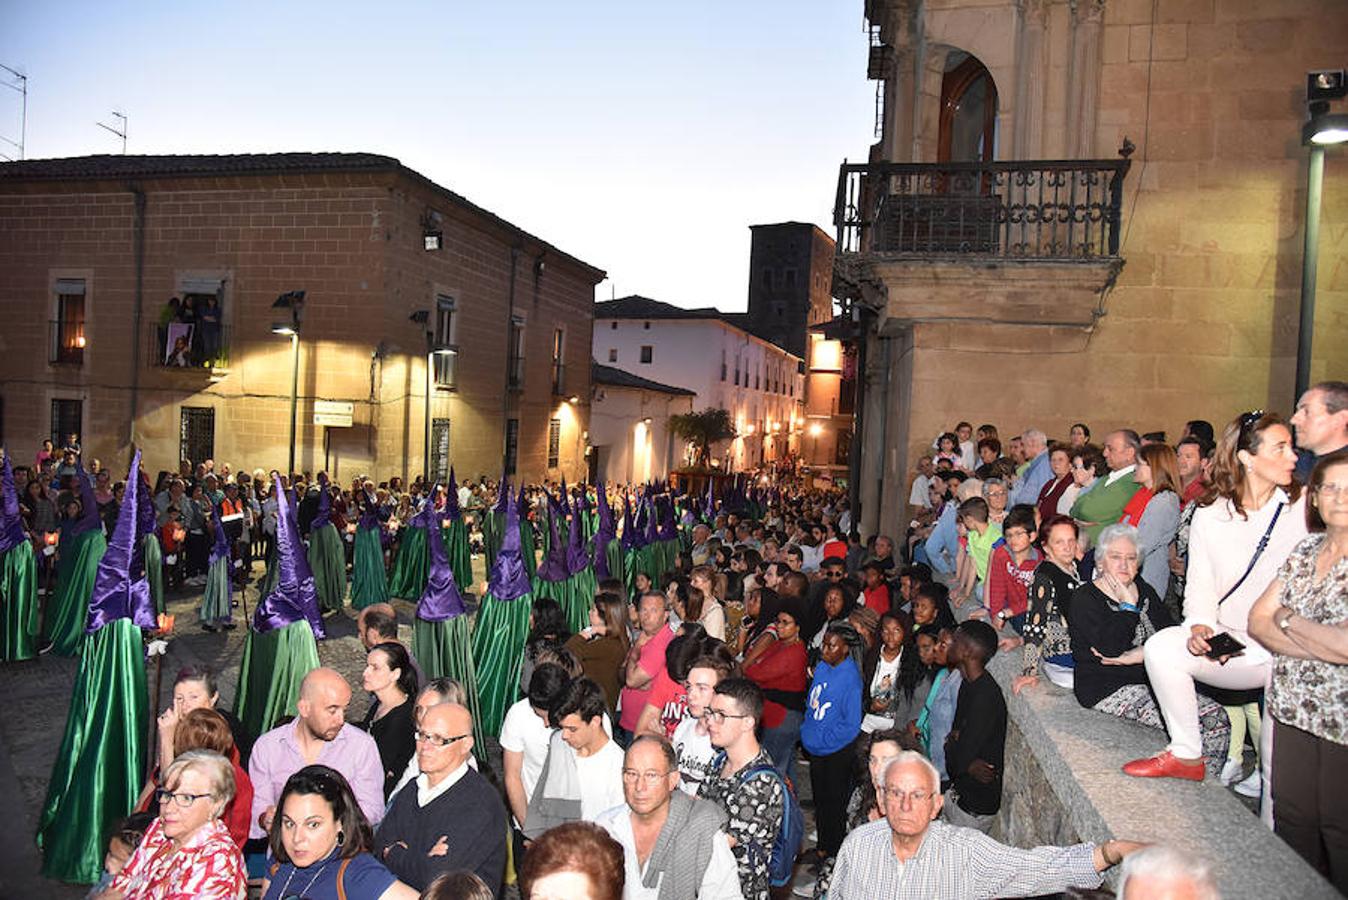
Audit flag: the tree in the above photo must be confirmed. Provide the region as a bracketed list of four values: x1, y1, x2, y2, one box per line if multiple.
[669, 408, 737, 470]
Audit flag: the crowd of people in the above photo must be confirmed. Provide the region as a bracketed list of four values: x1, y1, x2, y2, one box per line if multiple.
[1, 379, 1345, 899]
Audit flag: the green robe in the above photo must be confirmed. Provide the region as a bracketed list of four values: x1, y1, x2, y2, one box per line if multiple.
[350, 526, 389, 609]
[307, 523, 346, 612]
[1, 541, 39, 661]
[234, 620, 322, 740]
[387, 525, 429, 600]
[1070, 473, 1142, 546]
[470, 591, 533, 737]
[46, 529, 107, 656]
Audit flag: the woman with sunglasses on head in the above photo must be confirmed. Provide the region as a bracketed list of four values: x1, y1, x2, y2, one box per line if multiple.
[1123, 411, 1308, 785]
[1249, 450, 1348, 890]
[262, 765, 418, 900]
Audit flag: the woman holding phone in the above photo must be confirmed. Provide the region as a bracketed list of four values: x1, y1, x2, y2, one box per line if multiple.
[1123, 411, 1307, 784]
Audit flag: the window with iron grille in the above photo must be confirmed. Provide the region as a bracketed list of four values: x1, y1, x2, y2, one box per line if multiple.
[51, 398, 82, 449]
[504, 418, 519, 475]
[431, 418, 451, 481]
[179, 407, 215, 468]
[548, 417, 561, 468]
[433, 295, 458, 389]
[507, 317, 526, 391]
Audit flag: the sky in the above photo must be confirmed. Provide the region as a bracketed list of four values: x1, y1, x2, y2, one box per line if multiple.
[0, 1, 877, 310]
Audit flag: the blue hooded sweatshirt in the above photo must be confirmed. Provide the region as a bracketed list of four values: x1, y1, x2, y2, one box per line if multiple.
[801, 655, 863, 756]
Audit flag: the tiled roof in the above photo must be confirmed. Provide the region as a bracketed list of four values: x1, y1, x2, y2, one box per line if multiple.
[591, 362, 695, 396]
[593, 295, 727, 321]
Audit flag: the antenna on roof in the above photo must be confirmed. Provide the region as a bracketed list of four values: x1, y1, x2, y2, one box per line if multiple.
[0, 63, 25, 161]
[611, 283, 615, 300]
[96, 110, 127, 154]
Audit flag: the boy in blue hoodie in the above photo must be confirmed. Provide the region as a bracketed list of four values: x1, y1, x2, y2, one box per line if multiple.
[801, 624, 863, 863]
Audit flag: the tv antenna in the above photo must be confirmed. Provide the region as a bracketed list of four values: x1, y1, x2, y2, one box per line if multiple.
[0, 63, 26, 161]
[97, 110, 127, 154]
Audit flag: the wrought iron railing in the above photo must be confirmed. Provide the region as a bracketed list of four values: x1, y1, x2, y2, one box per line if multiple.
[49, 319, 85, 365]
[147, 322, 231, 369]
[834, 150, 1132, 260]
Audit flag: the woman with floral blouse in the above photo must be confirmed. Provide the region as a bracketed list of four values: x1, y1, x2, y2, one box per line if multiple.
[1013, 515, 1083, 694]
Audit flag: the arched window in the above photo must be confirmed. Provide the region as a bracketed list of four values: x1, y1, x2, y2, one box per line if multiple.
[938, 55, 997, 163]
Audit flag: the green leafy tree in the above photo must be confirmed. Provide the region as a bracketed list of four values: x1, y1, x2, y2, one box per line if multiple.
[669, 408, 736, 470]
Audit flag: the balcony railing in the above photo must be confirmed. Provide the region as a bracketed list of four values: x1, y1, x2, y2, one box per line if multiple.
[49, 320, 85, 365]
[147, 322, 231, 370]
[834, 149, 1132, 260]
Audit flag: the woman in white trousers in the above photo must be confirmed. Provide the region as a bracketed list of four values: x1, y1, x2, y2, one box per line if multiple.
[1124, 411, 1307, 784]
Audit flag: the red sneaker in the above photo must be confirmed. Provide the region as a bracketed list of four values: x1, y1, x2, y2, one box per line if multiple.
[1122, 751, 1205, 782]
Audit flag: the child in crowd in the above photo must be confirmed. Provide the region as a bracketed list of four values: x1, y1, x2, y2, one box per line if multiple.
[953, 496, 1001, 614]
[983, 504, 1041, 636]
[944, 620, 1007, 834]
[87, 811, 155, 898]
[860, 561, 891, 616]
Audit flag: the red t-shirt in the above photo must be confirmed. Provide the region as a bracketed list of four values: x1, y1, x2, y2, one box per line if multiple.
[863, 583, 891, 616]
[644, 669, 689, 739]
[985, 545, 1040, 619]
[744, 640, 809, 730]
[619, 625, 675, 731]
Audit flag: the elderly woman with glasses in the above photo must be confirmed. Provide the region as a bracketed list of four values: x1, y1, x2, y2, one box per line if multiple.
[98, 750, 246, 899]
[263, 765, 418, 900]
[1124, 412, 1307, 785]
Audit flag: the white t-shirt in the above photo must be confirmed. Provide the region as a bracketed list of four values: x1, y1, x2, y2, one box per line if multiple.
[499, 697, 553, 801]
[909, 474, 933, 509]
[575, 739, 627, 821]
[671, 715, 718, 796]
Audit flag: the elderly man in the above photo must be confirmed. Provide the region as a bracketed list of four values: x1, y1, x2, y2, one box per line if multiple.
[596, 735, 743, 900]
[248, 667, 385, 838]
[690, 524, 714, 566]
[1071, 429, 1142, 546]
[829, 752, 1144, 899]
[1116, 845, 1220, 899]
[1008, 429, 1050, 506]
[1291, 380, 1348, 482]
[375, 702, 507, 893]
[908, 456, 937, 516]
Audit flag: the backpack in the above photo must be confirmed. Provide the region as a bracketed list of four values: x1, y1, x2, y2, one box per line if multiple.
[713, 751, 805, 888]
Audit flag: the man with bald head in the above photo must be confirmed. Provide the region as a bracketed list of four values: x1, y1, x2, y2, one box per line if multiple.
[248, 666, 385, 839]
[375, 702, 508, 894]
[828, 752, 1145, 898]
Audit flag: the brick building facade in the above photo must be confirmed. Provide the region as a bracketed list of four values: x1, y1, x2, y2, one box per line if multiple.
[0, 153, 604, 484]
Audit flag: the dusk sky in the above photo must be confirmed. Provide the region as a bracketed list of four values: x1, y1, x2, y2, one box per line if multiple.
[0, 1, 876, 309]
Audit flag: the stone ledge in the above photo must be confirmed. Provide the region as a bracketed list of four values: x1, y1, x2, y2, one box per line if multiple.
[988, 652, 1336, 898]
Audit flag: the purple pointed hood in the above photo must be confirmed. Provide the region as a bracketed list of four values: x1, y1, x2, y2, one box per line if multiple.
[312, 472, 332, 531]
[0, 453, 27, 553]
[68, 462, 103, 536]
[536, 490, 568, 582]
[253, 473, 325, 638]
[656, 495, 678, 541]
[643, 498, 659, 545]
[208, 500, 231, 565]
[620, 494, 637, 551]
[86, 450, 156, 634]
[494, 474, 510, 514]
[358, 489, 380, 530]
[418, 483, 466, 622]
[487, 482, 531, 600]
[410, 484, 440, 529]
[446, 468, 462, 521]
[565, 497, 588, 576]
[592, 483, 615, 579]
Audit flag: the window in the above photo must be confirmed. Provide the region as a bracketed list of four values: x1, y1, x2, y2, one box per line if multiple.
[179, 407, 215, 468]
[548, 417, 562, 468]
[643, 321, 651, 330]
[430, 418, 451, 481]
[608, 348, 618, 363]
[504, 418, 520, 475]
[51, 398, 82, 449]
[51, 280, 85, 365]
[610, 321, 618, 330]
[433, 294, 458, 389]
[939, 55, 998, 164]
[640, 345, 653, 364]
[720, 350, 727, 382]
[551, 328, 566, 395]
[734, 361, 740, 386]
[507, 316, 525, 391]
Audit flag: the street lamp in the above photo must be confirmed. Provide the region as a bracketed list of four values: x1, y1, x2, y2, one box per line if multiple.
[1296, 70, 1348, 400]
[272, 291, 305, 476]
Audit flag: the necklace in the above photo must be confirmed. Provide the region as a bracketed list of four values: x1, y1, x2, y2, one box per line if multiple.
[278, 854, 334, 899]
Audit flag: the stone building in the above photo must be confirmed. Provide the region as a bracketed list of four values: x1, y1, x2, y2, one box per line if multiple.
[838, 0, 1348, 541]
[0, 153, 604, 484]
[592, 295, 804, 471]
[744, 222, 836, 359]
[588, 362, 695, 484]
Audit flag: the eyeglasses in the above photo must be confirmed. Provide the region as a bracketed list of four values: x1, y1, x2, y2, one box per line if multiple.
[701, 708, 750, 724]
[622, 769, 673, 786]
[155, 788, 213, 808]
[414, 729, 471, 748]
[1315, 482, 1347, 499]
[879, 787, 935, 805]
[823, 569, 845, 579]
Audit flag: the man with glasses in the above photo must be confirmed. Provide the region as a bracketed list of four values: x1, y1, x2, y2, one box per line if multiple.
[698, 678, 785, 900]
[672, 654, 736, 796]
[829, 752, 1143, 898]
[374, 702, 507, 893]
[596, 735, 744, 899]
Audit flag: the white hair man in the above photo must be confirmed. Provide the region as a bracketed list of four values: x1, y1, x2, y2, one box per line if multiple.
[1009, 429, 1051, 506]
[1117, 845, 1220, 899]
[828, 752, 1145, 899]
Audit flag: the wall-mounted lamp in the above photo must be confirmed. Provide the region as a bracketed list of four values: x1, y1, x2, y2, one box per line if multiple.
[568, 395, 580, 404]
[643, 417, 652, 425]
[422, 211, 444, 252]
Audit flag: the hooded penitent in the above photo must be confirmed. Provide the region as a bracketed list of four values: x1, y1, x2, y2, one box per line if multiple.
[199, 500, 235, 627]
[307, 473, 346, 614]
[0, 451, 39, 660]
[233, 473, 322, 739]
[46, 461, 109, 656]
[38, 450, 153, 884]
[387, 487, 436, 600]
[470, 480, 534, 737]
[350, 488, 389, 609]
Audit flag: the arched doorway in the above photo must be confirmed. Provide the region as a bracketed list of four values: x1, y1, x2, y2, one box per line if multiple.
[938, 54, 998, 163]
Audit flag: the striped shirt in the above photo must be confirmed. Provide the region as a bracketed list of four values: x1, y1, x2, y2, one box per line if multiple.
[829, 819, 1102, 900]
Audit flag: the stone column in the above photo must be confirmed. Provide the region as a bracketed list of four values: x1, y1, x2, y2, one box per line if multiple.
[1013, 0, 1051, 159]
[1067, 0, 1105, 157]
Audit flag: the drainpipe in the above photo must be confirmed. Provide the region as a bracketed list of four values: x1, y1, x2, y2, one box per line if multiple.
[845, 303, 870, 536]
[128, 185, 146, 458]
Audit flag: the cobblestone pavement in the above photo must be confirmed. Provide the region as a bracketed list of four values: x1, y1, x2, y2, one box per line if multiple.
[0, 554, 823, 898]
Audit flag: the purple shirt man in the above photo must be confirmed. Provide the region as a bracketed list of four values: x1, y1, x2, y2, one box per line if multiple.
[248, 667, 385, 838]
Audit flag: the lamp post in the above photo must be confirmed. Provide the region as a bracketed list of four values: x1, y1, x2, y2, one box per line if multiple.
[1296, 71, 1348, 400]
[271, 291, 305, 476]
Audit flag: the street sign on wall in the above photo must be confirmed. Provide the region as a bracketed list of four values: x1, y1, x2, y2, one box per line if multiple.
[313, 400, 354, 427]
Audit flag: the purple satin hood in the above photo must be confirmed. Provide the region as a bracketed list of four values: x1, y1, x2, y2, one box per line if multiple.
[69, 462, 103, 536]
[0, 453, 27, 553]
[446, 468, 462, 521]
[253, 473, 325, 638]
[565, 497, 588, 576]
[86, 450, 156, 633]
[410, 483, 441, 529]
[487, 482, 530, 600]
[535, 494, 568, 582]
[312, 473, 332, 531]
[417, 485, 466, 621]
[209, 500, 231, 565]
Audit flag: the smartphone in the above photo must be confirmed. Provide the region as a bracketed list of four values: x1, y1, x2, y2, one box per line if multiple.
[1204, 632, 1246, 659]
